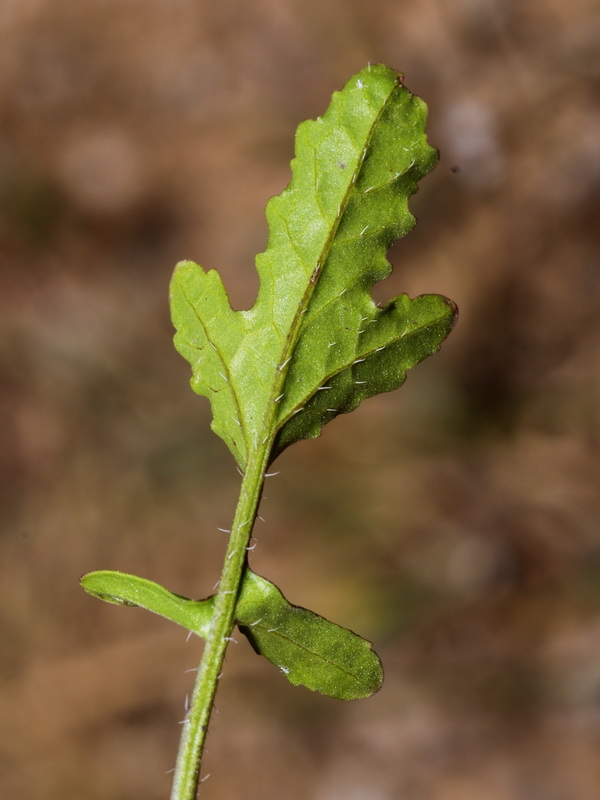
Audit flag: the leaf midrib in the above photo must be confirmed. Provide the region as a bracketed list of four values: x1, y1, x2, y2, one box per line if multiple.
[243, 618, 367, 685]
[258, 75, 403, 456]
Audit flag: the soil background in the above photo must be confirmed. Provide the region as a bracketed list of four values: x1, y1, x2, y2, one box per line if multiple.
[1, 1, 599, 798]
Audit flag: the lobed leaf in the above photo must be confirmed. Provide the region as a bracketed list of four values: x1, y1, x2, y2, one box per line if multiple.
[170, 64, 456, 469]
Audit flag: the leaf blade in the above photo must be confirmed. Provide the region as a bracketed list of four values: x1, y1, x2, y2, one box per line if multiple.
[170, 265, 250, 467]
[80, 570, 215, 638]
[237, 571, 383, 700]
[170, 64, 456, 467]
[273, 292, 456, 454]
[81, 568, 383, 700]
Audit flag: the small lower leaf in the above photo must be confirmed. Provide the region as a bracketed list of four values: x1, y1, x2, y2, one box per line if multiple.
[82, 568, 382, 700]
[236, 571, 383, 700]
[80, 570, 215, 638]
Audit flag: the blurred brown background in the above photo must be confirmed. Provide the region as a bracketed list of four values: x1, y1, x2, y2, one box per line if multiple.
[1, 1, 599, 798]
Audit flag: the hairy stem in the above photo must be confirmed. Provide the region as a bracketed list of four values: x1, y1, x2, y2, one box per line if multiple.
[169, 446, 270, 800]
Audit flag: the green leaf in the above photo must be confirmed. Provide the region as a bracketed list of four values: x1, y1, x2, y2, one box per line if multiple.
[170, 64, 456, 469]
[237, 570, 383, 700]
[80, 570, 215, 637]
[81, 568, 382, 699]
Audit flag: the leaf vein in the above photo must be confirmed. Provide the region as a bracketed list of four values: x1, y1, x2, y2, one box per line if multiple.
[179, 286, 249, 457]
[276, 304, 451, 429]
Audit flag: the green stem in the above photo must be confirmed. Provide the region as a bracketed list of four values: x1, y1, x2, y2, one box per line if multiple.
[169, 446, 270, 800]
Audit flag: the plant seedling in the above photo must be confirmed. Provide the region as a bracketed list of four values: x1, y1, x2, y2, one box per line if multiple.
[82, 63, 457, 799]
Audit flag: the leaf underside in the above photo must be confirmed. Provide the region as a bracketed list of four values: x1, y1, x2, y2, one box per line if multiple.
[81, 569, 382, 700]
[81, 570, 216, 636]
[170, 63, 456, 469]
[237, 570, 382, 699]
